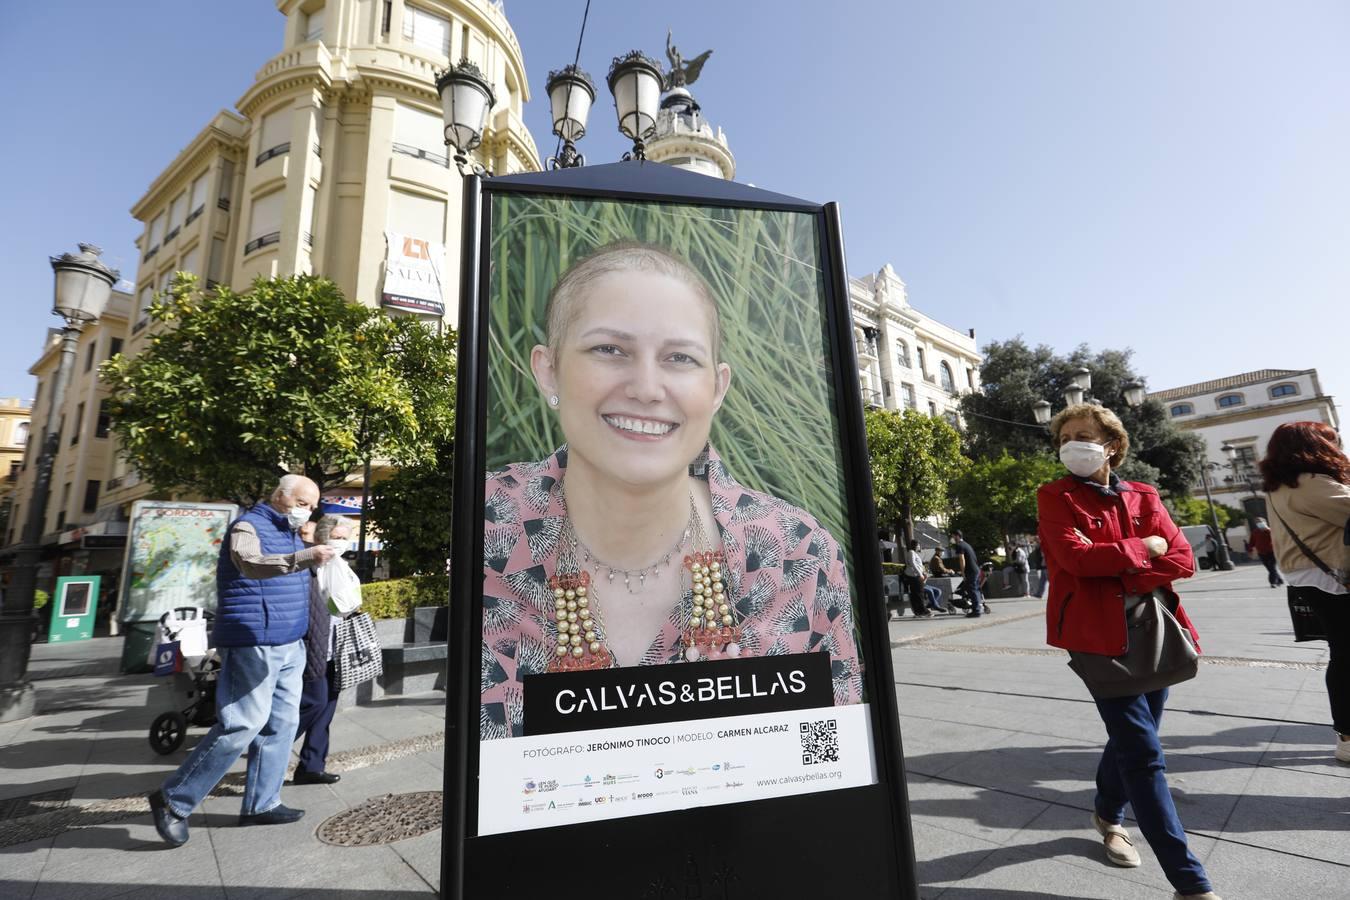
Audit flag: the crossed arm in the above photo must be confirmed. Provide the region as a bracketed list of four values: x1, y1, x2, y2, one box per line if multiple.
[1037, 488, 1193, 593]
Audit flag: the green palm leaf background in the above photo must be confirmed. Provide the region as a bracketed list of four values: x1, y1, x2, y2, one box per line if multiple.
[485, 193, 856, 586]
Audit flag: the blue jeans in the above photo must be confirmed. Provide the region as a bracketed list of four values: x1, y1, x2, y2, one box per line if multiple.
[1034, 570, 1048, 598]
[1094, 688, 1212, 895]
[162, 640, 305, 818]
[959, 577, 984, 615]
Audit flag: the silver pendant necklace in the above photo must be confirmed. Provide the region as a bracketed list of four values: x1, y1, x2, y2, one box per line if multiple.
[564, 489, 697, 596]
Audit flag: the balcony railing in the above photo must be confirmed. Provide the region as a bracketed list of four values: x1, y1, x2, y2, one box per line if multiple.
[392, 142, 449, 167]
[256, 142, 291, 166]
[186, 205, 204, 225]
[164, 226, 180, 243]
[244, 232, 281, 255]
[217, 197, 231, 212]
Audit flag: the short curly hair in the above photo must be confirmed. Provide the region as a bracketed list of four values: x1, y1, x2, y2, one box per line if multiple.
[1048, 402, 1130, 469]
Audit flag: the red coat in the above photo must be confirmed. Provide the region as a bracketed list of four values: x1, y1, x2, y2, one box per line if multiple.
[1037, 475, 1201, 657]
[1248, 527, 1274, 556]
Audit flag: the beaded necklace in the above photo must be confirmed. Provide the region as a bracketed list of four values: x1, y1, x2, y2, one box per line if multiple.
[546, 486, 743, 672]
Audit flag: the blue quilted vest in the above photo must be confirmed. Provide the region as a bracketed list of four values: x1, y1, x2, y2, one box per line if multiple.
[214, 503, 310, 648]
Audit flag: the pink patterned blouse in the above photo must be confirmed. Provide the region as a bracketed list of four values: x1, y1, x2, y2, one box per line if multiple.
[480, 444, 863, 740]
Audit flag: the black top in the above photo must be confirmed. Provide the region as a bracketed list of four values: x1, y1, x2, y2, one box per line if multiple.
[952, 540, 980, 578]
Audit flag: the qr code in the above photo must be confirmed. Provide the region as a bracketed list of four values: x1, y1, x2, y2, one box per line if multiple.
[800, 718, 839, 765]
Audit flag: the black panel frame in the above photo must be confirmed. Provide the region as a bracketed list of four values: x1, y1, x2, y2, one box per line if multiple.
[444, 162, 917, 900]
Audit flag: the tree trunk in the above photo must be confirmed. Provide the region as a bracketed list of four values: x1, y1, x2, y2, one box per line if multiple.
[901, 500, 914, 547]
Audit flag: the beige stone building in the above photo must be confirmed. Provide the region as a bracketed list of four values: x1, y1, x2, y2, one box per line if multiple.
[851, 264, 982, 427]
[0, 398, 32, 502]
[2, 0, 540, 597]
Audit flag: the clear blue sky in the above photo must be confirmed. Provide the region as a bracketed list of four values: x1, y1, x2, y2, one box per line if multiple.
[3, 1, 1346, 417]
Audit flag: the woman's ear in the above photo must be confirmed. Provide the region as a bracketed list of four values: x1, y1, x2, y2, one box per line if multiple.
[711, 362, 732, 413]
[529, 345, 557, 399]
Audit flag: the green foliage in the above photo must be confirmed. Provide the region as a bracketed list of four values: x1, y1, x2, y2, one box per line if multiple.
[960, 339, 1203, 496]
[359, 574, 449, 620]
[100, 274, 456, 505]
[951, 451, 1063, 557]
[368, 442, 454, 577]
[1167, 496, 1245, 531]
[484, 194, 853, 561]
[864, 408, 966, 538]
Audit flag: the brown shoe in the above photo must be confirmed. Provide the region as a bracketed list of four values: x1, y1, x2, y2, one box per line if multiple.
[1091, 812, 1141, 867]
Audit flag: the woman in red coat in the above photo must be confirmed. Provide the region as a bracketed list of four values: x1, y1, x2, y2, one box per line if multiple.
[1037, 403, 1219, 900]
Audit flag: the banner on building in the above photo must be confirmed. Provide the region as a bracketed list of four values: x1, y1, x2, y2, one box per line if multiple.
[117, 501, 237, 623]
[381, 230, 445, 316]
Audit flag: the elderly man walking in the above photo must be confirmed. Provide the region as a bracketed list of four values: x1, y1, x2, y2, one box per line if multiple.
[149, 475, 335, 846]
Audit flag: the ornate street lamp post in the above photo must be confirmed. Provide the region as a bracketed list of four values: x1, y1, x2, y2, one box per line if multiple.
[436, 59, 497, 175]
[1197, 460, 1235, 570]
[0, 244, 118, 721]
[607, 50, 663, 161]
[545, 64, 595, 169]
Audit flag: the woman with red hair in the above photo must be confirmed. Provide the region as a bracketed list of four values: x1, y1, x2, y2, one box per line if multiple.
[1260, 421, 1350, 764]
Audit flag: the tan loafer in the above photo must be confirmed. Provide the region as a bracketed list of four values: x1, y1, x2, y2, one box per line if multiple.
[1091, 812, 1141, 867]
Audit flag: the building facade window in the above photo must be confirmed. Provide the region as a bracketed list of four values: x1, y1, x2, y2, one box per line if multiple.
[895, 339, 909, 369]
[927, 400, 937, 417]
[902, 383, 916, 409]
[246, 189, 285, 254]
[84, 342, 96, 373]
[107, 337, 123, 360]
[916, 346, 927, 374]
[1269, 383, 1299, 398]
[13, 422, 28, 447]
[403, 5, 451, 57]
[57, 482, 71, 531]
[393, 102, 450, 166]
[189, 172, 209, 220]
[939, 361, 955, 393]
[966, 367, 975, 388]
[95, 400, 111, 439]
[1216, 393, 1245, 408]
[167, 191, 187, 240]
[882, 381, 891, 399]
[82, 480, 100, 514]
[257, 108, 293, 165]
[1170, 403, 1194, 416]
[70, 402, 84, 445]
[146, 212, 165, 258]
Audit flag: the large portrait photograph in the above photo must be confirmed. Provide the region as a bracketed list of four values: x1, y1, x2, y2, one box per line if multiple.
[464, 177, 889, 841]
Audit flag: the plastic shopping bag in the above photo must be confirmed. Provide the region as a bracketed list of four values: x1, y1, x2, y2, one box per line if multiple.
[317, 556, 363, 615]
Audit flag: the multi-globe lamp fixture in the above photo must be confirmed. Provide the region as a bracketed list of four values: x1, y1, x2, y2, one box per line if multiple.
[437, 49, 666, 173]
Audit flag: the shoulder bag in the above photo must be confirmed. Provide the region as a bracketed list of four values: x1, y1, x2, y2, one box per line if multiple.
[334, 611, 384, 690]
[1270, 507, 1343, 642]
[1066, 496, 1200, 698]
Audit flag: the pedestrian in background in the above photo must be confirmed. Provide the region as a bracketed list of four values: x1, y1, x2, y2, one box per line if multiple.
[1038, 403, 1220, 900]
[948, 530, 986, 618]
[149, 475, 335, 847]
[1246, 519, 1283, 588]
[1260, 421, 1350, 764]
[1011, 543, 1031, 597]
[292, 514, 359, 785]
[1029, 540, 1048, 599]
[903, 539, 938, 617]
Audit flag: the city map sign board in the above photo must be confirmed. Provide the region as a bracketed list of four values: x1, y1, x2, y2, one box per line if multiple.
[445, 162, 918, 900]
[117, 501, 238, 623]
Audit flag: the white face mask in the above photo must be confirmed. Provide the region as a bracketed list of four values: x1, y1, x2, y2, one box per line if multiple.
[326, 538, 351, 553]
[286, 506, 311, 531]
[1059, 440, 1109, 477]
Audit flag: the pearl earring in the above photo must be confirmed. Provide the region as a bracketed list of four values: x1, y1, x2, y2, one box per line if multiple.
[549, 395, 560, 408]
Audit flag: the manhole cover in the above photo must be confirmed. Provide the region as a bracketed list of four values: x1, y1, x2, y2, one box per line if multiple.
[316, 791, 442, 846]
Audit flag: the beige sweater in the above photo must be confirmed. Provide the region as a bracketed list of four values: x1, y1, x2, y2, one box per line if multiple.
[1266, 473, 1350, 576]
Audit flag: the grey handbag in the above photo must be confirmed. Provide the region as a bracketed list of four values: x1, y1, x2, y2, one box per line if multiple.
[334, 612, 383, 691]
[1067, 590, 1199, 699]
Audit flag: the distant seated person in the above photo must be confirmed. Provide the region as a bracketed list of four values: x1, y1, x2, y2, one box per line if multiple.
[929, 548, 953, 577]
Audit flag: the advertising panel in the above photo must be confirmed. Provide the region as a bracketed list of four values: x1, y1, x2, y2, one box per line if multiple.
[117, 501, 237, 623]
[447, 163, 915, 900]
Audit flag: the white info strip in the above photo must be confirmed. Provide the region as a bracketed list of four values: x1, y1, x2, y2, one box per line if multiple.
[477, 703, 875, 835]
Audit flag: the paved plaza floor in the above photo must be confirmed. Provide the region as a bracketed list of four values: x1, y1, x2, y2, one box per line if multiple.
[0, 563, 1343, 899]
